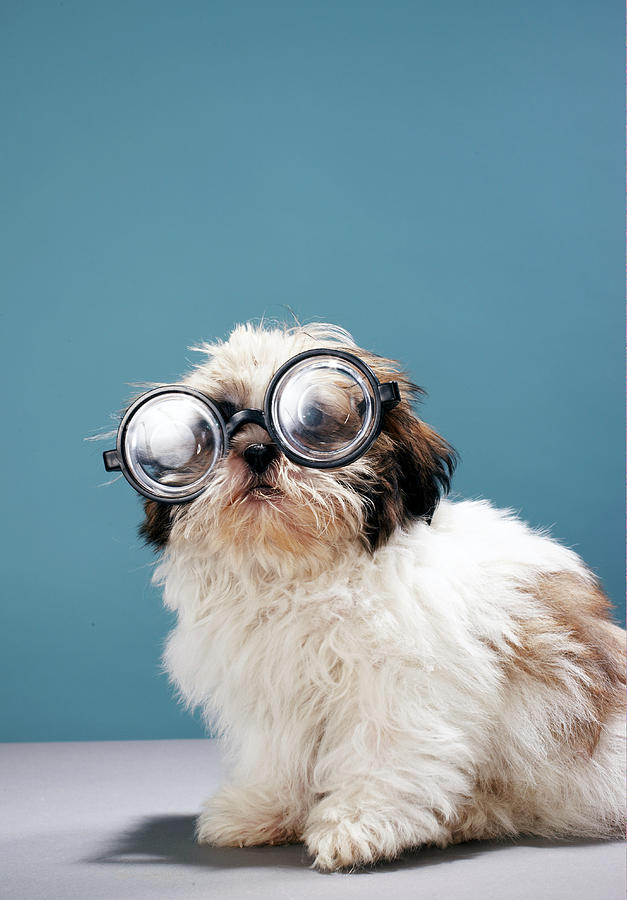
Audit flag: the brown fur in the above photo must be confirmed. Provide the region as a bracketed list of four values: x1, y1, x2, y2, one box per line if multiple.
[451, 576, 625, 842]
[343, 358, 457, 551]
[139, 500, 174, 548]
[505, 573, 625, 756]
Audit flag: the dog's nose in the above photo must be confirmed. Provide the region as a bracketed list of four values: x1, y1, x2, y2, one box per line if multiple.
[243, 443, 278, 475]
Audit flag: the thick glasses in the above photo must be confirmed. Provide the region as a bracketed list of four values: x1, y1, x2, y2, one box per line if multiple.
[103, 349, 400, 503]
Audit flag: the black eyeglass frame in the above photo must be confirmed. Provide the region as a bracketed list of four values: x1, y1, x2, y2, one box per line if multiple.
[103, 348, 401, 504]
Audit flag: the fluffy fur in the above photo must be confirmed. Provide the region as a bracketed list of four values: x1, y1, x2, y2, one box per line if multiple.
[138, 321, 625, 871]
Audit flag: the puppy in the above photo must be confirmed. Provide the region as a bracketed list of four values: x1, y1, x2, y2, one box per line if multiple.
[121, 321, 624, 870]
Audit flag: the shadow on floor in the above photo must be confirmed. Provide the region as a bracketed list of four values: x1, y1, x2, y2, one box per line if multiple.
[86, 813, 609, 874]
[88, 814, 310, 870]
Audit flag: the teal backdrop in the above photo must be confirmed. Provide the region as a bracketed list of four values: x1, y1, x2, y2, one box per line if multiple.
[1, 0, 623, 741]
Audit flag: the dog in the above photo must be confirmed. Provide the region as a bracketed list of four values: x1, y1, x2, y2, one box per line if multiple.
[114, 320, 625, 870]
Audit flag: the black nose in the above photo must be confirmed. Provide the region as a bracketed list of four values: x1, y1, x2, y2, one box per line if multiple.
[243, 443, 278, 475]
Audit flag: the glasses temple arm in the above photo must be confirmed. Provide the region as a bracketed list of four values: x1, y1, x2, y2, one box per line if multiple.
[103, 450, 121, 471]
[379, 381, 401, 410]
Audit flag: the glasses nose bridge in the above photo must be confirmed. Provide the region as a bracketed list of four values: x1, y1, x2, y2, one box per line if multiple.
[225, 408, 269, 441]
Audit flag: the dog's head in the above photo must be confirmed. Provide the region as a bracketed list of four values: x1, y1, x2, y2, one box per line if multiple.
[139, 322, 456, 576]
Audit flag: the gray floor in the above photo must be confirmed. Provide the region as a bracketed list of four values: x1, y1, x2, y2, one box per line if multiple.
[0, 739, 623, 900]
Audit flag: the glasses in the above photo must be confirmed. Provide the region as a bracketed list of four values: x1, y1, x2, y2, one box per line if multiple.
[103, 348, 400, 503]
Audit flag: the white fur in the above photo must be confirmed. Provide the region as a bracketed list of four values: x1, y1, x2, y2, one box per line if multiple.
[158, 498, 625, 868]
[148, 323, 625, 870]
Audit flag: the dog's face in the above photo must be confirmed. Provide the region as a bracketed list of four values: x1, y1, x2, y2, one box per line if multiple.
[140, 323, 456, 576]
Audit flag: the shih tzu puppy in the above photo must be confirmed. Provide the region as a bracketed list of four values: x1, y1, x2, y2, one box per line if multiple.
[103, 321, 625, 871]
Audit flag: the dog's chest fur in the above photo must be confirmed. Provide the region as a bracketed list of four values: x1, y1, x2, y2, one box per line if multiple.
[159, 498, 589, 741]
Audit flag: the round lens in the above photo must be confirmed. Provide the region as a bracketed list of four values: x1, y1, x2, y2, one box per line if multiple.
[123, 393, 224, 500]
[269, 357, 377, 464]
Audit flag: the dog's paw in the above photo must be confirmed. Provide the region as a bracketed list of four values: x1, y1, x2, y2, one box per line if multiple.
[196, 785, 300, 848]
[304, 809, 403, 871]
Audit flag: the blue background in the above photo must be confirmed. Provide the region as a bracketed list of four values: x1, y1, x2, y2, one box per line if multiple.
[1, 1, 623, 741]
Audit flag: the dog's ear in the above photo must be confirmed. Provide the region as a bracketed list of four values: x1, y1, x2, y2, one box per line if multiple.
[139, 500, 174, 549]
[361, 400, 457, 551]
[387, 405, 457, 522]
